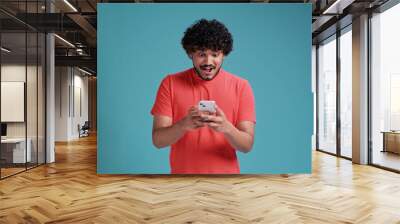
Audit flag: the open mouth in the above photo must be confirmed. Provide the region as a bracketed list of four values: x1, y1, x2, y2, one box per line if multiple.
[196, 65, 218, 80]
[200, 66, 215, 73]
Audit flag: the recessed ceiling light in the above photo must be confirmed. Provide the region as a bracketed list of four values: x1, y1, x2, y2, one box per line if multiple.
[1, 47, 11, 53]
[54, 34, 75, 48]
[63, 0, 78, 12]
[78, 67, 93, 76]
[322, 0, 354, 15]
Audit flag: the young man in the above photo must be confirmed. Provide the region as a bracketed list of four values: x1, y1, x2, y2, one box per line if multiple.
[151, 19, 256, 174]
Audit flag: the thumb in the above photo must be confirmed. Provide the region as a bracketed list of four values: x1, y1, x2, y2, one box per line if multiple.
[215, 104, 225, 117]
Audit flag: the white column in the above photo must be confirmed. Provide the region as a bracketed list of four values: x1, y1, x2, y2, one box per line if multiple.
[46, 1, 55, 163]
[352, 14, 369, 164]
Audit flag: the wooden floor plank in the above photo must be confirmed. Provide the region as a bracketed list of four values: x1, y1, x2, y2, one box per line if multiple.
[1, 134, 400, 223]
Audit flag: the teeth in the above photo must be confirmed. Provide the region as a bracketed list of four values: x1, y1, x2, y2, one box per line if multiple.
[201, 67, 213, 73]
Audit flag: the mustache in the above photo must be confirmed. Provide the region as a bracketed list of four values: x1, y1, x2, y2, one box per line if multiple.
[200, 65, 216, 69]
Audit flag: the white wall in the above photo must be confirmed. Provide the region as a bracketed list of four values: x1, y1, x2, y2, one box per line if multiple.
[55, 66, 70, 141]
[1, 66, 26, 136]
[55, 67, 89, 141]
[1, 65, 41, 137]
[70, 71, 89, 138]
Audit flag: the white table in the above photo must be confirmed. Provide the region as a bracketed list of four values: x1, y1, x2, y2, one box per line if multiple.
[1, 138, 31, 163]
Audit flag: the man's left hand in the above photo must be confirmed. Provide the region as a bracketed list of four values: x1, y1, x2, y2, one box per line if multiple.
[200, 105, 233, 134]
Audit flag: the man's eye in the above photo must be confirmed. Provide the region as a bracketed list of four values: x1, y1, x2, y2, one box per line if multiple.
[212, 54, 218, 57]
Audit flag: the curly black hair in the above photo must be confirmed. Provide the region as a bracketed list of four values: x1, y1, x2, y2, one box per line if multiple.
[181, 19, 233, 56]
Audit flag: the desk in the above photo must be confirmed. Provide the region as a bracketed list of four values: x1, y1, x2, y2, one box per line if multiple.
[381, 131, 400, 154]
[1, 138, 31, 163]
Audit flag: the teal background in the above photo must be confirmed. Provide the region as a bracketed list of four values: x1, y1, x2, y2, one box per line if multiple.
[98, 3, 312, 174]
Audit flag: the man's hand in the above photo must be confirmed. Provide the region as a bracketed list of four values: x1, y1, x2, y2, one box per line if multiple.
[153, 104, 254, 152]
[199, 105, 233, 134]
[152, 106, 207, 148]
[178, 106, 206, 131]
[200, 104, 255, 153]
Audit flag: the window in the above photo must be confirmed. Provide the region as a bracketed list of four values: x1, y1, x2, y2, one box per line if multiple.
[339, 27, 352, 158]
[371, 2, 400, 171]
[318, 35, 337, 154]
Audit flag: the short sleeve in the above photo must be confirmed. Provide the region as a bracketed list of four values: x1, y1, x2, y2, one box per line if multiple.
[151, 76, 173, 118]
[237, 80, 256, 123]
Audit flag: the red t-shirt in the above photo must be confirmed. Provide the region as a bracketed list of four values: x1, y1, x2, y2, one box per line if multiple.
[151, 68, 256, 174]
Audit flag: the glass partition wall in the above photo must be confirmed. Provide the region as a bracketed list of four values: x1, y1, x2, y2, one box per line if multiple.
[339, 26, 352, 159]
[370, 2, 400, 171]
[0, 1, 46, 179]
[317, 35, 337, 155]
[316, 26, 353, 159]
[316, 0, 400, 172]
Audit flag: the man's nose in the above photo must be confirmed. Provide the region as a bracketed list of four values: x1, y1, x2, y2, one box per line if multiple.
[205, 56, 213, 65]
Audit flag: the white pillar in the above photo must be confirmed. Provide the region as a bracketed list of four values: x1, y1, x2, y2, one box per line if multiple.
[46, 1, 55, 163]
[352, 14, 369, 164]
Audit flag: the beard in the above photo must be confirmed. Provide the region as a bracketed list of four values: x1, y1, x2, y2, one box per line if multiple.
[193, 63, 222, 81]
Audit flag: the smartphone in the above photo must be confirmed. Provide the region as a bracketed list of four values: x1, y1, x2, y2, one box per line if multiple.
[198, 100, 216, 113]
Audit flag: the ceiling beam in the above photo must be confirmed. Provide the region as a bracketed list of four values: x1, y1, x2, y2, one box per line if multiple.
[55, 55, 96, 72]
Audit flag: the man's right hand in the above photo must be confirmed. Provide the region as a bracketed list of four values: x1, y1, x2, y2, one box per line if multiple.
[152, 106, 206, 148]
[178, 106, 205, 131]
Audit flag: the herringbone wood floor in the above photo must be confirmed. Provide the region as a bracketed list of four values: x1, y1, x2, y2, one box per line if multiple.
[1, 134, 400, 224]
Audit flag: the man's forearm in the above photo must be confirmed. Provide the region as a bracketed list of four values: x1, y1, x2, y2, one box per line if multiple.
[152, 121, 186, 149]
[224, 123, 253, 153]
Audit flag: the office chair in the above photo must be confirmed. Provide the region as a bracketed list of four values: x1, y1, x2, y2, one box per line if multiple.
[79, 121, 90, 138]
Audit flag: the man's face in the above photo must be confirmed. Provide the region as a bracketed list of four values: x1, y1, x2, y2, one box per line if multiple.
[191, 49, 224, 81]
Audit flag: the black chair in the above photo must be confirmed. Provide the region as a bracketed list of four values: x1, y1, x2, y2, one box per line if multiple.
[79, 121, 90, 138]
